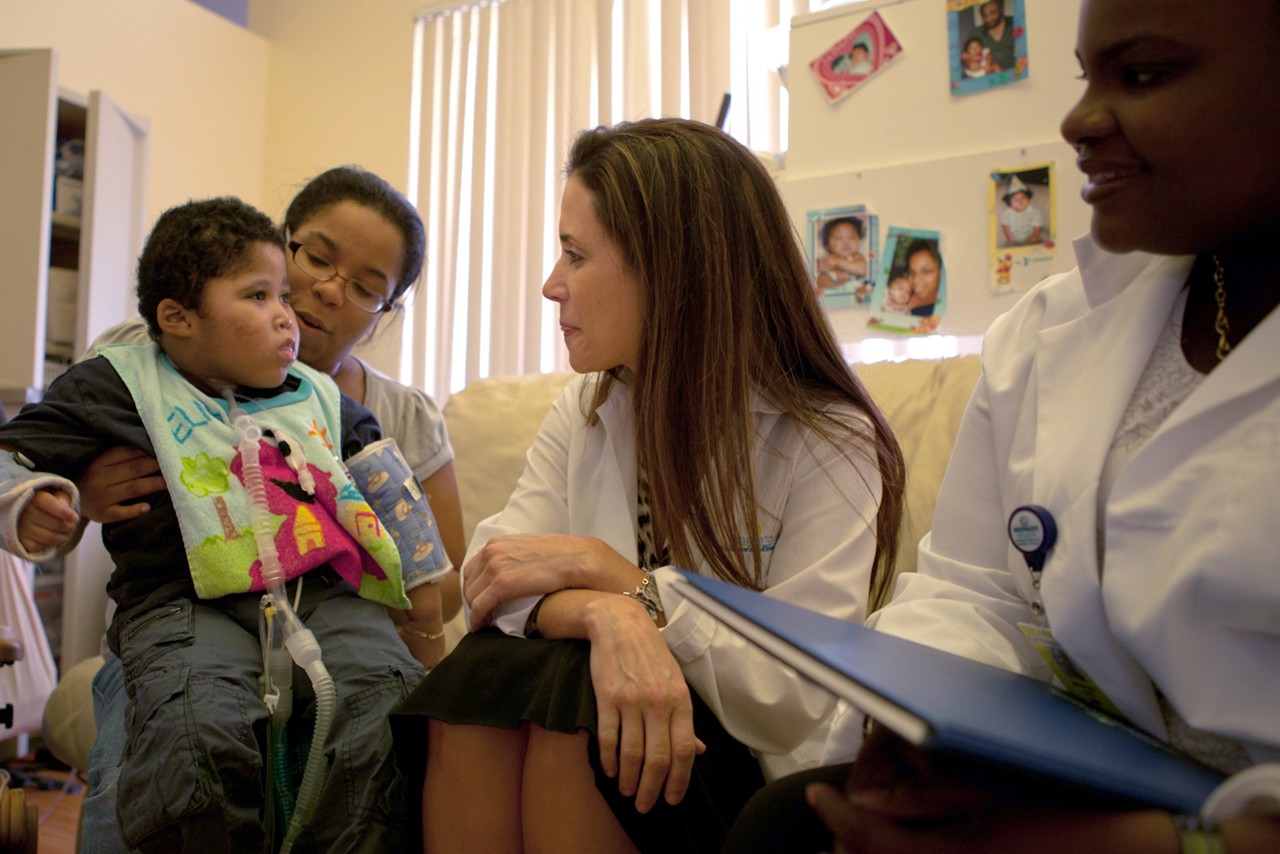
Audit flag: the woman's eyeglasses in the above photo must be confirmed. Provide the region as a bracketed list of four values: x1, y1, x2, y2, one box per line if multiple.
[286, 235, 393, 314]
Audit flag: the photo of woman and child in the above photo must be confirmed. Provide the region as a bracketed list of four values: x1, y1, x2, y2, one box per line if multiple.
[868, 228, 945, 334]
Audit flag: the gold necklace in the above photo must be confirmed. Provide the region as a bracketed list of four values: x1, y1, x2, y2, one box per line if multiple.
[1212, 254, 1231, 362]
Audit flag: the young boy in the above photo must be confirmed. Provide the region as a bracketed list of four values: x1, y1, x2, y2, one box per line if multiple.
[834, 39, 874, 76]
[0, 197, 432, 850]
[1000, 175, 1044, 246]
[879, 276, 913, 314]
[814, 216, 870, 295]
[960, 36, 990, 78]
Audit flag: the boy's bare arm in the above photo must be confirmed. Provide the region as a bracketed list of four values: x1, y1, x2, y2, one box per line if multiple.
[389, 581, 448, 669]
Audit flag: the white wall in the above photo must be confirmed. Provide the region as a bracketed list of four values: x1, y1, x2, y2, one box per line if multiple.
[247, 0, 421, 376]
[0, 0, 412, 373]
[1, 0, 1096, 365]
[779, 0, 1087, 344]
[247, 0, 419, 211]
[0, 0, 271, 227]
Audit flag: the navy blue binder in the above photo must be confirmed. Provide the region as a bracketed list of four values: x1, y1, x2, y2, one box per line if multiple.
[672, 569, 1224, 814]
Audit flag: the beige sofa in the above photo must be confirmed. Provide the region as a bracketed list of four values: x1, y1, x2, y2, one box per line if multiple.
[445, 357, 981, 586]
[42, 356, 981, 775]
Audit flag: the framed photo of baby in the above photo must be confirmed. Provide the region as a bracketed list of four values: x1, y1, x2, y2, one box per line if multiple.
[808, 206, 879, 310]
[948, 0, 1029, 96]
[810, 11, 904, 105]
[989, 162, 1057, 293]
[867, 227, 946, 335]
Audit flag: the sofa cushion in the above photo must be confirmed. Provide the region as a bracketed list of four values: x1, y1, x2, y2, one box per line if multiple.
[441, 357, 982, 588]
[855, 355, 981, 585]
[443, 372, 575, 539]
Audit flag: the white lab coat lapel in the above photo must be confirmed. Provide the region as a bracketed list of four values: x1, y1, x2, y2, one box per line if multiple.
[1145, 299, 1280, 443]
[571, 381, 640, 562]
[1104, 305, 1280, 739]
[1028, 245, 1194, 733]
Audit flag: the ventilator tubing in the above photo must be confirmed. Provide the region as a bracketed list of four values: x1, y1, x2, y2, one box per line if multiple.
[260, 595, 295, 832]
[225, 390, 334, 854]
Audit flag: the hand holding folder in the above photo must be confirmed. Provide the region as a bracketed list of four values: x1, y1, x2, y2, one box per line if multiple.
[671, 569, 1224, 815]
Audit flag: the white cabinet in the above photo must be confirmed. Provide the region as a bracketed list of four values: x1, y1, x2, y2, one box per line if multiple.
[0, 48, 149, 670]
[0, 48, 148, 399]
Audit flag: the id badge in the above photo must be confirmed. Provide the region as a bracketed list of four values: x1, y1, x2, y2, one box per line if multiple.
[1018, 622, 1126, 720]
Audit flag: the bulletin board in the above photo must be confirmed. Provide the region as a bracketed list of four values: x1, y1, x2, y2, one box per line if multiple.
[778, 139, 1089, 343]
[779, 0, 1089, 345]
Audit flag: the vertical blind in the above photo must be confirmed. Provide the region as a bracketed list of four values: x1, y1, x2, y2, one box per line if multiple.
[406, 0, 817, 403]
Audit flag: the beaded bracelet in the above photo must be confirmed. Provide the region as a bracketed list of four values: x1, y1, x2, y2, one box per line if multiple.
[1172, 815, 1225, 854]
[399, 623, 445, 641]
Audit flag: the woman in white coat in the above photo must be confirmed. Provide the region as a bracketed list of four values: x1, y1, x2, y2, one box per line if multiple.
[396, 118, 906, 853]
[727, 0, 1280, 851]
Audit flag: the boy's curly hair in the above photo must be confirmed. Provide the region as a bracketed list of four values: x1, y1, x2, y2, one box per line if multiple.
[136, 197, 284, 340]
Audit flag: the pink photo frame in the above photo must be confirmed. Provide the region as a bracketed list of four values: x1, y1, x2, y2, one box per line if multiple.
[810, 11, 905, 104]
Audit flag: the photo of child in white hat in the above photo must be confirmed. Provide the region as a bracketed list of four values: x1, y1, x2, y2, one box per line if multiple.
[988, 162, 1057, 295]
[1000, 174, 1043, 246]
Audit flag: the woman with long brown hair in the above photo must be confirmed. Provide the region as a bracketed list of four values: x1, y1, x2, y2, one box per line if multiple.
[400, 117, 905, 852]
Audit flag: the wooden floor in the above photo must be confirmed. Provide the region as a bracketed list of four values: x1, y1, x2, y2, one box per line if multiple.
[5, 766, 84, 854]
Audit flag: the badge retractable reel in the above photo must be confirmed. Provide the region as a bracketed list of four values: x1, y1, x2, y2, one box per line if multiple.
[1008, 504, 1057, 580]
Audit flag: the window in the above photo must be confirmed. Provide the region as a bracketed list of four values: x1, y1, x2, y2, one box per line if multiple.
[406, 0, 818, 401]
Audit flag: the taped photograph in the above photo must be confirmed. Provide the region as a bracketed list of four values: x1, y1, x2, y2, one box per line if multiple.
[868, 227, 946, 334]
[948, 0, 1029, 96]
[808, 206, 879, 310]
[810, 11, 904, 105]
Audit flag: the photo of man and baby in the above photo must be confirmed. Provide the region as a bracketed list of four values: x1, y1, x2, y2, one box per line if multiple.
[948, 0, 1028, 96]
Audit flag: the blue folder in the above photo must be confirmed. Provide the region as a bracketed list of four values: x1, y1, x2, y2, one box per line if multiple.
[672, 569, 1224, 814]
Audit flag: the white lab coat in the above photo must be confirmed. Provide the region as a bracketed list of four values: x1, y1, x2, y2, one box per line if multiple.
[850, 235, 1280, 818]
[464, 373, 884, 779]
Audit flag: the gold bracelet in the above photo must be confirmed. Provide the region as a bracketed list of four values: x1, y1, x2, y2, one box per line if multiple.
[399, 623, 445, 641]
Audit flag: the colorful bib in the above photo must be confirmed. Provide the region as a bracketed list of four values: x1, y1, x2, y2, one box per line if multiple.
[101, 344, 408, 609]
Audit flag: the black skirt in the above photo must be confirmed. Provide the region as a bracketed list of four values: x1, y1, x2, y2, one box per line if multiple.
[394, 627, 765, 853]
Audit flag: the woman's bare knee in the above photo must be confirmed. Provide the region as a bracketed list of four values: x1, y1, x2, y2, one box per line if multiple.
[522, 727, 637, 854]
[423, 720, 529, 854]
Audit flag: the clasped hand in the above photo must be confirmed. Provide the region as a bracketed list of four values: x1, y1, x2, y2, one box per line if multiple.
[463, 533, 638, 627]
